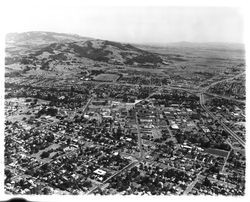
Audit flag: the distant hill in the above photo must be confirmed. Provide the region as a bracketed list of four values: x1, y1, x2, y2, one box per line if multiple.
[6, 31, 92, 46]
[5, 31, 163, 67]
[134, 41, 245, 64]
[136, 41, 245, 52]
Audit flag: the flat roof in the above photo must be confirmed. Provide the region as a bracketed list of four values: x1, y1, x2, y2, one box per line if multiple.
[94, 169, 107, 176]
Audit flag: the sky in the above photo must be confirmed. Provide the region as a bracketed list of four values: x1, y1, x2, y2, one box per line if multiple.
[1, 0, 245, 44]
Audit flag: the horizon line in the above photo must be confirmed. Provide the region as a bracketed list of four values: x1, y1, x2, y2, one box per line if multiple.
[6, 30, 244, 45]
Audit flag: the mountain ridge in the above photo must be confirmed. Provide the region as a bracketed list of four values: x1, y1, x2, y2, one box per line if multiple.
[5, 31, 163, 67]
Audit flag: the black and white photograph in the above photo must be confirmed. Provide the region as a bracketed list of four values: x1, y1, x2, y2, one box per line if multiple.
[0, 0, 249, 201]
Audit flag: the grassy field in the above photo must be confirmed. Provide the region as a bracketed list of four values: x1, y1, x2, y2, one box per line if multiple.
[94, 73, 120, 82]
[136, 43, 245, 82]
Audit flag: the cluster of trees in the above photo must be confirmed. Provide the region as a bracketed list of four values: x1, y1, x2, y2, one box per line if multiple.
[37, 107, 58, 117]
[109, 165, 189, 194]
[69, 43, 111, 62]
[40, 151, 50, 159]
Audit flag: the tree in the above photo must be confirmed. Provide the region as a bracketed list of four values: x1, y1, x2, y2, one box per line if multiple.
[166, 140, 174, 148]
[42, 187, 51, 194]
[40, 151, 50, 159]
[5, 169, 12, 180]
[203, 177, 212, 187]
[47, 107, 58, 116]
[200, 136, 210, 148]
[82, 180, 92, 188]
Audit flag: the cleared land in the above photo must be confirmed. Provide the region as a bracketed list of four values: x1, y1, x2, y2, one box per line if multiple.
[94, 73, 120, 82]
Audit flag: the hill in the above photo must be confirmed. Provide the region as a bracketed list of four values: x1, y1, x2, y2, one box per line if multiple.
[5, 31, 92, 59]
[5, 32, 163, 67]
[6, 31, 91, 46]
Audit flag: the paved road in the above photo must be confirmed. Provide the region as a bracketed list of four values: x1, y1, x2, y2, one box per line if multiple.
[86, 161, 138, 195]
[82, 80, 245, 104]
[204, 92, 245, 104]
[135, 112, 144, 160]
[165, 125, 177, 143]
[183, 171, 202, 195]
[82, 97, 93, 114]
[82, 80, 198, 93]
[221, 149, 232, 172]
[201, 72, 245, 92]
[200, 93, 245, 147]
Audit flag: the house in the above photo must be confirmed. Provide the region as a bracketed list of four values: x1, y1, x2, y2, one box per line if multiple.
[94, 169, 107, 176]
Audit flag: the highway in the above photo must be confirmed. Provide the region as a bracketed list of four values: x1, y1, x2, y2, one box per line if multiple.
[82, 79, 245, 104]
[201, 72, 245, 92]
[199, 93, 245, 147]
[82, 80, 198, 94]
[204, 92, 245, 104]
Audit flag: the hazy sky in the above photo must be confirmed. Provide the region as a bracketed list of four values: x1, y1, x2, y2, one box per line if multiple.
[3, 1, 244, 43]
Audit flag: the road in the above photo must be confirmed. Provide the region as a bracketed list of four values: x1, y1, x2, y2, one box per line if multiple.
[83, 79, 244, 104]
[86, 161, 138, 195]
[204, 92, 245, 104]
[221, 149, 232, 173]
[82, 97, 93, 114]
[82, 80, 198, 94]
[86, 98, 143, 195]
[165, 125, 177, 143]
[183, 171, 201, 195]
[201, 72, 245, 92]
[135, 112, 144, 160]
[199, 93, 245, 147]
[7, 74, 245, 194]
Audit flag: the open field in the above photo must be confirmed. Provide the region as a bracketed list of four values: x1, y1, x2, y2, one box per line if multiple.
[94, 73, 120, 82]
